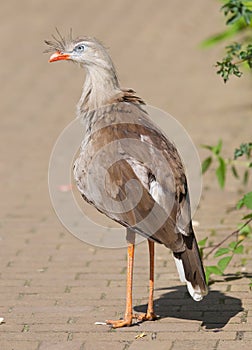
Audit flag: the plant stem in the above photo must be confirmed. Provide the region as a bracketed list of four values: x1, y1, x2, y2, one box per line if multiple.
[232, 54, 252, 66]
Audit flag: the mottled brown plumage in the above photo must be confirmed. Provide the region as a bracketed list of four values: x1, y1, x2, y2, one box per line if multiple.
[46, 32, 207, 328]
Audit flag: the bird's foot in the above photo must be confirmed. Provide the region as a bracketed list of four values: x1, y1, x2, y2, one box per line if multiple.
[133, 311, 158, 322]
[105, 311, 158, 328]
[106, 316, 132, 328]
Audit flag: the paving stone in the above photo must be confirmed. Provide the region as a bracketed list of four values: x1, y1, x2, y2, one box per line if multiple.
[128, 340, 173, 350]
[39, 340, 84, 350]
[0, 341, 40, 350]
[217, 340, 252, 349]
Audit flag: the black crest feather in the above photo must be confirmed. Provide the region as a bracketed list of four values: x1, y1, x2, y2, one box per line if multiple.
[44, 28, 73, 53]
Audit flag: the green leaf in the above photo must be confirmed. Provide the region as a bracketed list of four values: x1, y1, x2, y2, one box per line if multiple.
[198, 237, 208, 247]
[243, 170, 249, 185]
[202, 157, 212, 174]
[200, 25, 242, 48]
[243, 192, 252, 209]
[218, 256, 232, 272]
[243, 9, 252, 25]
[242, 213, 252, 220]
[205, 265, 223, 284]
[229, 241, 237, 250]
[205, 268, 211, 284]
[239, 192, 252, 210]
[237, 198, 244, 209]
[201, 144, 214, 151]
[226, 14, 241, 25]
[214, 248, 230, 257]
[213, 140, 223, 156]
[231, 165, 239, 179]
[216, 156, 226, 188]
[206, 265, 223, 276]
[238, 223, 252, 235]
[234, 245, 244, 254]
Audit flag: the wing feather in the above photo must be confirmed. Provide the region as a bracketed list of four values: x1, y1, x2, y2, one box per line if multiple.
[74, 102, 192, 252]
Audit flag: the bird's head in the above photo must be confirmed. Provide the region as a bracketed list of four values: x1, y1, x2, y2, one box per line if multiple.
[45, 30, 115, 72]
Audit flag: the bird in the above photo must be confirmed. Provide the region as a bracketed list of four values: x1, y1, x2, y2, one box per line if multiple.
[45, 30, 208, 328]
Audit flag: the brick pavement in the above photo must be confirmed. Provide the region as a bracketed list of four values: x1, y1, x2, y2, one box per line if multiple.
[1, 1, 252, 349]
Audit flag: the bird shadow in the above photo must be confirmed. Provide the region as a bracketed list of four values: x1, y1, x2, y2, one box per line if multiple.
[134, 285, 243, 329]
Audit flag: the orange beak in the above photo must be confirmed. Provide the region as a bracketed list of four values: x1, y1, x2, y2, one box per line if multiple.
[49, 51, 70, 63]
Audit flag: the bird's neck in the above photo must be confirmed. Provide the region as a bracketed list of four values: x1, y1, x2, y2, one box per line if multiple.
[77, 65, 121, 115]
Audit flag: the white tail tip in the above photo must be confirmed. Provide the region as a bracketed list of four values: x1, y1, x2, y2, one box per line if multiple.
[173, 256, 205, 302]
[186, 281, 204, 301]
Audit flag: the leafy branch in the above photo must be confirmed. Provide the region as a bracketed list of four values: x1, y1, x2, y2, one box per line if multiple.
[221, 0, 252, 26]
[200, 217, 252, 284]
[216, 42, 252, 82]
[218, 0, 252, 82]
[201, 141, 252, 284]
[202, 0, 252, 82]
[202, 140, 251, 188]
[200, 1, 252, 287]
[202, 217, 252, 259]
[234, 142, 252, 161]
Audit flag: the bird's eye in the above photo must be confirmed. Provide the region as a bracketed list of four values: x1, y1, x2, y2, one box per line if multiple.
[74, 45, 85, 52]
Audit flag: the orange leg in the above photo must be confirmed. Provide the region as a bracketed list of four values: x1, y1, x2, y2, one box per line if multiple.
[106, 232, 135, 328]
[136, 239, 158, 321]
[106, 236, 157, 328]
[146, 239, 157, 319]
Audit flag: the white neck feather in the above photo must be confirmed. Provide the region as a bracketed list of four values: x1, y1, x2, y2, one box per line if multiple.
[77, 64, 120, 115]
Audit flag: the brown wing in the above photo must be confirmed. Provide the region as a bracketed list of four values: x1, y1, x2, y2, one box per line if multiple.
[74, 102, 192, 252]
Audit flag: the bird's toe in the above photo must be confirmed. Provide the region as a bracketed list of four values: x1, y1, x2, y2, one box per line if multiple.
[134, 312, 159, 322]
[106, 317, 132, 328]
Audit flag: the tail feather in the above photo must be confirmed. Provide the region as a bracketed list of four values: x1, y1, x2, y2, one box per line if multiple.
[173, 232, 208, 301]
